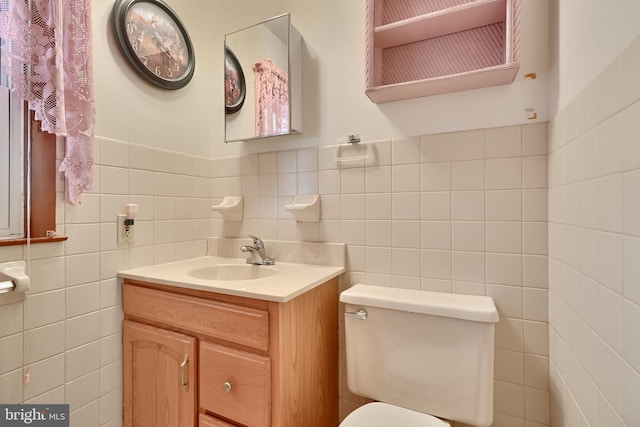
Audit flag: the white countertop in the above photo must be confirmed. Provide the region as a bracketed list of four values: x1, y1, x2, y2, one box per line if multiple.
[117, 256, 344, 302]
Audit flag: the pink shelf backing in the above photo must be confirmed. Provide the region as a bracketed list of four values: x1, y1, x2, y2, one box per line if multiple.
[365, 0, 521, 103]
[381, 22, 505, 85]
[374, 0, 507, 49]
[380, 0, 478, 25]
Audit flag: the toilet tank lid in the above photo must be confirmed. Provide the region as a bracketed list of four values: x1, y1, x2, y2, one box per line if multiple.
[340, 285, 499, 323]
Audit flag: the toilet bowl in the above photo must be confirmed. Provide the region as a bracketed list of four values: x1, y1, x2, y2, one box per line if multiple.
[340, 402, 450, 427]
[339, 284, 499, 427]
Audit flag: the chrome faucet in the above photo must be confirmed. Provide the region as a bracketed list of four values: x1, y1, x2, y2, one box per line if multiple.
[240, 235, 275, 265]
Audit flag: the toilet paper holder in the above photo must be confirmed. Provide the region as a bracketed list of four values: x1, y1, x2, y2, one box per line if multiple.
[0, 260, 30, 305]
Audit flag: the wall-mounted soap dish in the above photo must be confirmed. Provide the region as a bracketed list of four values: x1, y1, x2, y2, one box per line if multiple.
[211, 196, 243, 221]
[285, 194, 320, 222]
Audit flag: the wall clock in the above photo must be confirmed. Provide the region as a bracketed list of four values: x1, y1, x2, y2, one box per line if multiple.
[112, 0, 195, 90]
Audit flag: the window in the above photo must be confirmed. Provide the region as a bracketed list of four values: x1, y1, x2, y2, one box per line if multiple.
[0, 48, 25, 240]
[0, 42, 63, 245]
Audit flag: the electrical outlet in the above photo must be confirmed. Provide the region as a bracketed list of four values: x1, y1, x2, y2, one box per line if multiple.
[117, 214, 135, 244]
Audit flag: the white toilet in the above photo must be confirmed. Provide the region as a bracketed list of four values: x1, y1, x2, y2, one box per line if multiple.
[339, 285, 500, 427]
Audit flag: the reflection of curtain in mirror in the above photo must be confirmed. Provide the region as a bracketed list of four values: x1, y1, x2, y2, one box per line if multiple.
[253, 59, 288, 137]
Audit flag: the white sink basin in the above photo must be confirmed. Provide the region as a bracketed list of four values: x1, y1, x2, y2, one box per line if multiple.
[118, 242, 346, 302]
[187, 264, 277, 281]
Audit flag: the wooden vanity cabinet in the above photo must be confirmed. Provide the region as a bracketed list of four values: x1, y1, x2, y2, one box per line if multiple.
[122, 277, 339, 427]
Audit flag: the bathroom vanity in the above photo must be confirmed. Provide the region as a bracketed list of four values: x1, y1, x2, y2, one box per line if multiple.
[119, 239, 345, 427]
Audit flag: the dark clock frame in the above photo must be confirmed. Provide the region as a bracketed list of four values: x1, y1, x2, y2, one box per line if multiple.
[112, 0, 195, 90]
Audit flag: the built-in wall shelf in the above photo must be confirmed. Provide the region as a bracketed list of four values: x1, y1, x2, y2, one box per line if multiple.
[365, 0, 520, 103]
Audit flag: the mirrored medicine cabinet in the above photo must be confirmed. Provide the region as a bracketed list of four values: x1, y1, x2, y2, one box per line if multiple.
[224, 13, 302, 143]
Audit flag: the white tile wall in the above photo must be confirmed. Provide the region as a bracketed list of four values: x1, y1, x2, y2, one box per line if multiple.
[0, 137, 213, 426]
[211, 123, 550, 426]
[0, 124, 549, 427]
[548, 35, 640, 427]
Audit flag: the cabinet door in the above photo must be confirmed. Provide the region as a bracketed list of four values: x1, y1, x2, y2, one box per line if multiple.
[123, 320, 197, 427]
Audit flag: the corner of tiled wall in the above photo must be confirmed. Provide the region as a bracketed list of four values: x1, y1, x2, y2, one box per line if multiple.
[0, 135, 215, 426]
[547, 35, 640, 427]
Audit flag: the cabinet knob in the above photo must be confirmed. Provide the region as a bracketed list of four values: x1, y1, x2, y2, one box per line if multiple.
[223, 382, 232, 393]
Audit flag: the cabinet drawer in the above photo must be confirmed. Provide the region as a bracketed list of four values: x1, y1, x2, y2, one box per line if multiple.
[199, 413, 236, 427]
[123, 284, 269, 351]
[200, 341, 271, 427]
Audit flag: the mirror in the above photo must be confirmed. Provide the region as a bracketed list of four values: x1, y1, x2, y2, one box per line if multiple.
[224, 13, 302, 143]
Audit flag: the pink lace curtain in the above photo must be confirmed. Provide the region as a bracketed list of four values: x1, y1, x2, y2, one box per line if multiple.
[253, 59, 288, 137]
[0, 0, 96, 204]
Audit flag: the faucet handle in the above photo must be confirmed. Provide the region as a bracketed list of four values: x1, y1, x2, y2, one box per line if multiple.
[248, 235, 265, 251]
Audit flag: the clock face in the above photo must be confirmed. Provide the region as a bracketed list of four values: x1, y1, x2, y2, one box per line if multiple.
[112, 0, 195, 89]
[224, 46, 245, 114]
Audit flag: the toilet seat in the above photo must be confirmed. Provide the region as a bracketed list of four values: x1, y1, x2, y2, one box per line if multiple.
[340, 402, 451, 427]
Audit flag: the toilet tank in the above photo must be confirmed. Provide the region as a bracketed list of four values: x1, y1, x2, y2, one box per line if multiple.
[340, 285, 499, 427]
